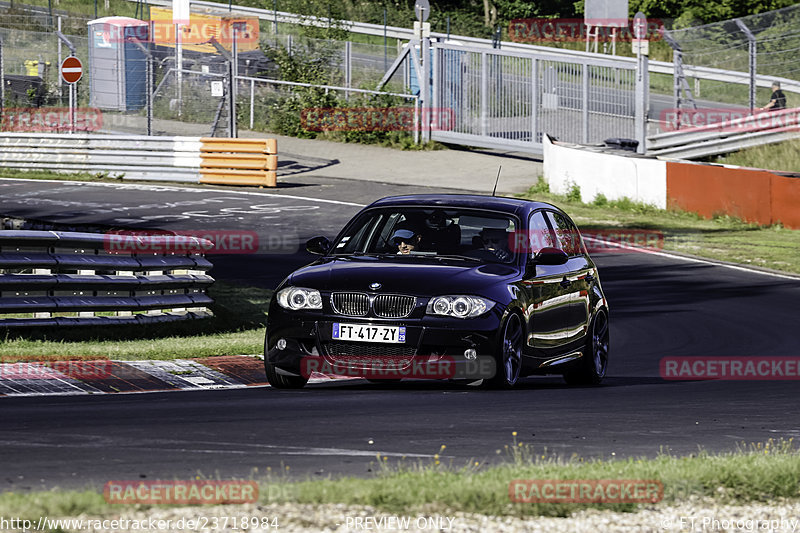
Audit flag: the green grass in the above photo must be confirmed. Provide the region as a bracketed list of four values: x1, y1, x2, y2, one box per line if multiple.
[710, 138, 800, 173]
[2, 439, 799, 519]
[521, 177, 800, 275]
[0, 282, 271, 360]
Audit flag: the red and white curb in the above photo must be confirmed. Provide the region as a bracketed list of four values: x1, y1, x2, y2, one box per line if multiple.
[0, 355, 344, 397]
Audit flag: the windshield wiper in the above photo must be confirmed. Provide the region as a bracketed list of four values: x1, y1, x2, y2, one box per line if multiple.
[432, 254, 484, 262]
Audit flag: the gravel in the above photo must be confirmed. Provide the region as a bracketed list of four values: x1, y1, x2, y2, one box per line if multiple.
[66, 498, 800, 532]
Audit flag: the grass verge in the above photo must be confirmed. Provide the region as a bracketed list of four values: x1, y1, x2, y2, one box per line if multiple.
[0, 282, 271, 360]
[709, 138, 800, 174]
[2, 439, 798, 519]
[520, 178, 800, 275]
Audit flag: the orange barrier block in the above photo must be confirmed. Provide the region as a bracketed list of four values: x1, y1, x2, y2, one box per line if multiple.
[666, 161, 773, 225]
[771, 174, 800, 229]
[199, 138, 277, 154]
[200, 170, 277, 187]
[198, 138, 278, 187]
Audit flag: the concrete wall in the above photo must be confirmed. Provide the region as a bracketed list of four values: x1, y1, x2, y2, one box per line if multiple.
[542, 134, 668, 209]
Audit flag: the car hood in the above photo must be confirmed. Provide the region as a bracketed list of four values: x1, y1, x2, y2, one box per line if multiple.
[288, 257, 519, 296]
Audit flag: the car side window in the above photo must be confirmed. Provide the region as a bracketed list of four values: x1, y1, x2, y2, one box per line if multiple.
[545, 211, 582, 257]
[527, 211, 556, 256]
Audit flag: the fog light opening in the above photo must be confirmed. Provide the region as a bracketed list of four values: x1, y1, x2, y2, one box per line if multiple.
[464, 348, 477, 360]
[276, 338, 287, 350]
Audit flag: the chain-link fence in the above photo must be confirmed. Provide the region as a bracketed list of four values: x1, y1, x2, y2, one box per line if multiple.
[664, 4, 800, 110]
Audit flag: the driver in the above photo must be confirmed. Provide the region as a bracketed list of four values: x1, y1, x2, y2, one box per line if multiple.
[479, 228, 511, 261]
[390, 228, 422, 255]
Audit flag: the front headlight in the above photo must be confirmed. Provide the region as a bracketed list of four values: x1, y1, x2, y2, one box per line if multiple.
[277, 287, 322, 310]
[426, 295, 494, 318]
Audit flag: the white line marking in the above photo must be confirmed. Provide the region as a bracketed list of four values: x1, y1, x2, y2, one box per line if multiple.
[583, 235, 800, 281]
[0, 177, 365, 207]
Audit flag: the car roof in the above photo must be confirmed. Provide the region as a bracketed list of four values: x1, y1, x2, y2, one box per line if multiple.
[367, 194, 558, 215]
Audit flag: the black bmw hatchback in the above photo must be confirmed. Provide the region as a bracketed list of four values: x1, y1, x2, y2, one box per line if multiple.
[264, 194, 609, 389]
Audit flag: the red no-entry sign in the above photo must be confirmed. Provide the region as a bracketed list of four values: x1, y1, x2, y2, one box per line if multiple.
[60, 56, 83, 84]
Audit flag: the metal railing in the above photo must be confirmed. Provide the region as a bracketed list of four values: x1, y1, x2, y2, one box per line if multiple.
[432, 42, 644, 154]
[0, 230, 214, 327]
[647, 107, 800, 159]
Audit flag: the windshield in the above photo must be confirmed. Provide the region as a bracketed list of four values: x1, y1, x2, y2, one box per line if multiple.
[331, 207, 518, 264]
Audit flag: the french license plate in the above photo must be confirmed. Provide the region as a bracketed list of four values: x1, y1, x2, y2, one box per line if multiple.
[332, 323, 406, 343]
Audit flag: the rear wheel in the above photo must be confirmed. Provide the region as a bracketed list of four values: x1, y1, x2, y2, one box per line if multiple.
[487, 313, 523, 389]
[265, 362, 308, 389]
[564, 309, 609, 386]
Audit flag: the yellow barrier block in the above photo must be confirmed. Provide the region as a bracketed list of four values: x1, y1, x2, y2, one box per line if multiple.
[200, 153, 278, 170]
[200, 170, 277, 187]
[199, 138, 277, 154]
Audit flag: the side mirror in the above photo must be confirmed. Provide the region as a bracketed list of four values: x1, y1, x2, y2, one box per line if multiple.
[306, 236, 331, 255]
[531, 247, 569, 266]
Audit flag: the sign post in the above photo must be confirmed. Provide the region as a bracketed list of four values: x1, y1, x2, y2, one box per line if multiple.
[414, 0, 431, 142]
[632, 11, 648, 154]
[60, 55, 83, 134]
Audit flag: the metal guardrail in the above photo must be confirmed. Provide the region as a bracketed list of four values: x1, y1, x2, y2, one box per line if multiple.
[0, 230, 215, 327]
[0, 133, 278, 186]
[647, 107, 800, 159]
[133, 0, 800, 94]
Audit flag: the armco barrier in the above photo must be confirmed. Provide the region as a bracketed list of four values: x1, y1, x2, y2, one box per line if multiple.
[647, 107, 800, 160]
[544, 134, 800, 229]
[0, 133, 277, 187]
[0, 230, 215, 327]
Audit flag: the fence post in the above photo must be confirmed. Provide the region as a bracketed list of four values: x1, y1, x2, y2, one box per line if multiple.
[735, 19, 756, 115]
[531, 58, 538, 145]
[480, 51, 488, 137]
[345, 40, 352, 100]
[581, 62, 589, 144]
[250, 78, 255, 129]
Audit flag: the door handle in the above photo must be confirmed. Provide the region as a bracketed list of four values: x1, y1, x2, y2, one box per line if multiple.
[560, 278, 571, 288]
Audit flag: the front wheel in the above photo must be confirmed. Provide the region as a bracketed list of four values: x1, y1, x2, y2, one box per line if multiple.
[265, 362, 308, 389]
[564, 309, 609, 386]
[486, 313, 523, 389]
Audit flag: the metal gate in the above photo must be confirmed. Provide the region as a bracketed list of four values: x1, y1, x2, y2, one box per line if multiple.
[432, 43, 644, 154]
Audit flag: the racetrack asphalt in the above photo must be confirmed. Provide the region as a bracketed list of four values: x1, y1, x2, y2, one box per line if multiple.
[0, 168, 799, 492]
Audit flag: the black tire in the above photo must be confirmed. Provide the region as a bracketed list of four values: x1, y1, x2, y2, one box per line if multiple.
[486, 313, 524, 389]
[564, 309, 609, 386]
[265, 362, 308, 389]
